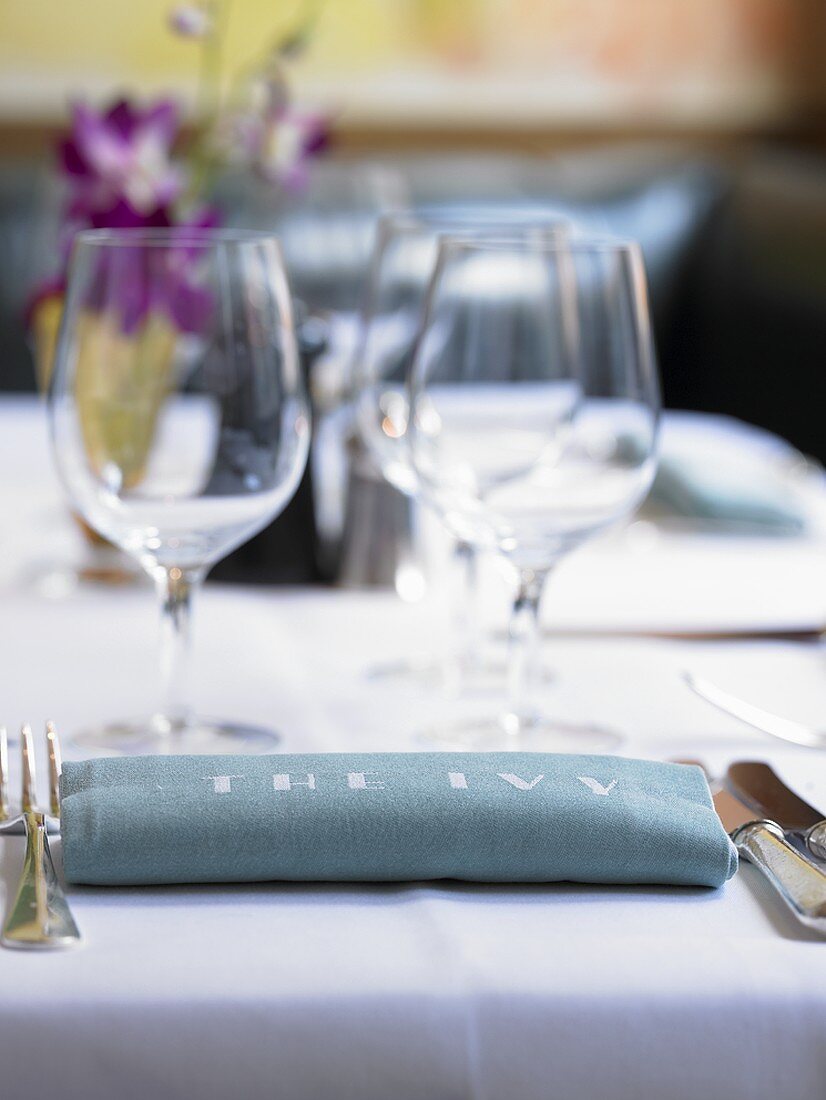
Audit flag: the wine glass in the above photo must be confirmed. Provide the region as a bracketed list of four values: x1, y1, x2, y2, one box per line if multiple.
[271, 162, 408, 572]
[408, 237, 660, 749]
[49, 228, 310, 753]
[353, 210, 569, 690]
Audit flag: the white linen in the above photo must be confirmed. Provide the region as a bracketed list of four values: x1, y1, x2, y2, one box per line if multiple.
[0, 398, 825, 1100]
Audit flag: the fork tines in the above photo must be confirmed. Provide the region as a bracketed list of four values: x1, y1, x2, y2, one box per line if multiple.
[0, 723, 63, 821]
[46, 721, 62, 818]
[20, 724, 36, 813]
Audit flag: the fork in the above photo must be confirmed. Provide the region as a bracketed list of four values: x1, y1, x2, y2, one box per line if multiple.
[0, 722, 81, 949]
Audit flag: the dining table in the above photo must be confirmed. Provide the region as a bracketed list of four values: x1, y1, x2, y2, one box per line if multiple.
[1, 394, 825, 1100]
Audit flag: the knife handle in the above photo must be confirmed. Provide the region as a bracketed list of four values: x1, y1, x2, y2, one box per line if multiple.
[733, 820, 826, 935]
[804, 822, 826, 863]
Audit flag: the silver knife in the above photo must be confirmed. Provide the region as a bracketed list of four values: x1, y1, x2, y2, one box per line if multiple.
[684, 672, 826, 750]
[727, 761, 826, 864]
[677, 759, 826, 934]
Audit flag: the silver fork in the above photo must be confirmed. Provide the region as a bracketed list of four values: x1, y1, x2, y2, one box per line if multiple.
[0, 723, 81, 949]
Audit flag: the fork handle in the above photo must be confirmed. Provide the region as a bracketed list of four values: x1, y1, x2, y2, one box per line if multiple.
[1, 811, 81, 949]
[733, 820, 826, 935]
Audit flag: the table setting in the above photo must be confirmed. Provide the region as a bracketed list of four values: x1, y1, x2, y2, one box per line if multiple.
[0, 205, 824, 1098]
[1, 11, 825, 1100]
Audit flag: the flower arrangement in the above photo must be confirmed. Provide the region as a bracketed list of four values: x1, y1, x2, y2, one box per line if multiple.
[28, 2, 328, 528]
[29, 0, 327, 377]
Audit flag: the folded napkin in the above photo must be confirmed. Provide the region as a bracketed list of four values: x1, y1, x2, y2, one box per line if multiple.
[648, 414, 809, 534]
[650, 456, 805, 533]
[60, 753, 737, 888]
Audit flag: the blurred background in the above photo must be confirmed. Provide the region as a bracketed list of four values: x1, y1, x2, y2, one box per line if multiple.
[1, 0, 825, 586]
[2, 1, 825, 144]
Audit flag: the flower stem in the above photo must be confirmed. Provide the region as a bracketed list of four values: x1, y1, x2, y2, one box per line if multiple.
[185, 0, 232, 204]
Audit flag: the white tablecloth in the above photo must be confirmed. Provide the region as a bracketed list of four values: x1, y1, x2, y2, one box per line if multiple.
[0, 397, 825, 1100]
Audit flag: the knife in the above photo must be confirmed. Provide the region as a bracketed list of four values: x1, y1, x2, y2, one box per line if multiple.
[726, 761, 826, 864]
[684, 672, 826, 750]
[677, 759, 826, 934]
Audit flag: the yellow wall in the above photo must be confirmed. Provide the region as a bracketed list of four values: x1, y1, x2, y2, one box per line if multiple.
[0, 1, 815, 127]
[0, 1, 408, 114]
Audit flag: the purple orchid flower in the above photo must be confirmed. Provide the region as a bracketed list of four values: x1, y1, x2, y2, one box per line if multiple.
[27, 96, 223, 338]
[168, 4, 213, 38]
[85, 209, 221, 337]
[255, 106, 329, 192]
[162, 209, 221, 334]
[60, 99, 184, 223]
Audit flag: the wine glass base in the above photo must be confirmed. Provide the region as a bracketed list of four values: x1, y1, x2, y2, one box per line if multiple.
[70, 716, 280, 756]
[366, 656, 554, 694]
[25, 559, 145, 600]
[416, 717, 622, 753]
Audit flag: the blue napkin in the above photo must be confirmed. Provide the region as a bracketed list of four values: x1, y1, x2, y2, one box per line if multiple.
[60, 753, 737, 888]
[647, 414, 809, 534]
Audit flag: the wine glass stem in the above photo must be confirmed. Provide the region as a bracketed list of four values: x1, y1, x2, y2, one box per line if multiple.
[504, 567, 551, 736]
[156, 566, 203, 731]
[451, 538, 480, 676]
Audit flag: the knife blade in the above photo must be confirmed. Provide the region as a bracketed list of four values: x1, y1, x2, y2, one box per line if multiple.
[726, 761, 826, 863]
[676, 759, 826, 934]
[684, 672, 826, 749]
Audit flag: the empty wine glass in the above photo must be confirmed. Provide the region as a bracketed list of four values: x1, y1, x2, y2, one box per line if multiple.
[353, 210, 569, 690]
[409, 237, 660, 749]
[49, 228, 310, 753]
[272, 162, 408, 571]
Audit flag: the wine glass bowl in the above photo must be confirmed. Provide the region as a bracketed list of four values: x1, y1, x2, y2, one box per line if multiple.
[49, 228, 310, 753]
[354, 211, 572, 496]
[267, 162, 409, 573]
